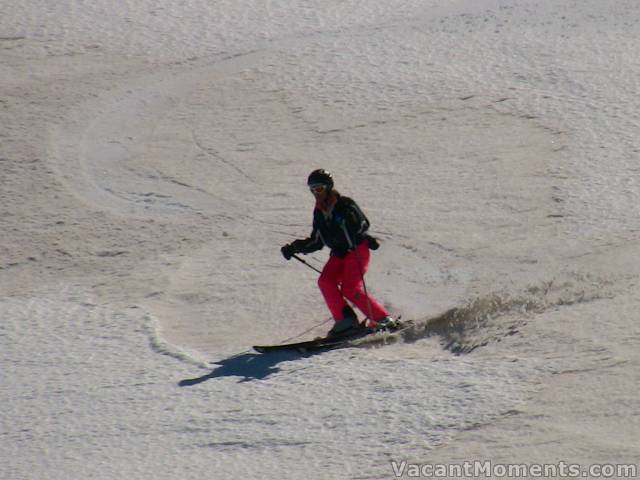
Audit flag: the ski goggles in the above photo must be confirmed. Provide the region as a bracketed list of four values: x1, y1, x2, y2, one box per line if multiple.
[309, 184, 327, 193]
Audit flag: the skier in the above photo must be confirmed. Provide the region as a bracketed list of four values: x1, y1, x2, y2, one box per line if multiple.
[281, 169, 397, 336]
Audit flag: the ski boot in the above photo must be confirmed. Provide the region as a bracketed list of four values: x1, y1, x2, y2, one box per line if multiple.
[372, 316, 398, 332]
[328, 305, 361, 337]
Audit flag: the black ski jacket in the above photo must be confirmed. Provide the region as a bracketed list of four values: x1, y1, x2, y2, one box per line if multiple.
[296, 194, 373, 258]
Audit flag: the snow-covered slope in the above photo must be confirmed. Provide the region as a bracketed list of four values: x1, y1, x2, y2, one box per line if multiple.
[1, 1, 638, 478]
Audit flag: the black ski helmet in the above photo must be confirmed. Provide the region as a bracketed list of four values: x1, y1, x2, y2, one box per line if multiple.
[307, 169, 334, 190]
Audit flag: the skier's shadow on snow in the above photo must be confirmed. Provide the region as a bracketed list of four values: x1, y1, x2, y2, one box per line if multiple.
[178, 350, 313, 386]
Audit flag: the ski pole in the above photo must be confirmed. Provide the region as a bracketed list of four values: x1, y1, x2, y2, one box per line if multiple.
[339, 221, 375, 324]
[353, 247, 375, 325]
[292, 254, 323, 274]
[292, 253, 366, 324]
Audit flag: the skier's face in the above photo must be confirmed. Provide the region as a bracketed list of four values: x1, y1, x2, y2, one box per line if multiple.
[309, 184, 328, 200]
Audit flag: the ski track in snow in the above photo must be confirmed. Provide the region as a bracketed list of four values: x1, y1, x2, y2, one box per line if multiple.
[39, 0, 640, 236]
[2, 290, 532, 480]
[2, 0, 640, 478]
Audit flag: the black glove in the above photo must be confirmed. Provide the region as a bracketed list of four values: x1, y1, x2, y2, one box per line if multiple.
[282, 240, 306, 260]
[281, 243, 295, 260]
[366, 235, 380, 250]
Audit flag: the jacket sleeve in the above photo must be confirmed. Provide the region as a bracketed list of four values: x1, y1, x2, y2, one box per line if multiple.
[293, 226, 324, 255]
[340, 197, 370, 249]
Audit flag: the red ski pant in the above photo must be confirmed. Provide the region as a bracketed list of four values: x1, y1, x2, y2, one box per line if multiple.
[318, 241, 389, 323]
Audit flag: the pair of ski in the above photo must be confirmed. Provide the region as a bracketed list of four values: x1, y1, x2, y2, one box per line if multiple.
[253, 319, 413, 354]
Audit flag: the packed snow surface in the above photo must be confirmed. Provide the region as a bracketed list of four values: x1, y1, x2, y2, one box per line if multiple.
[1, 1, 639, 479]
